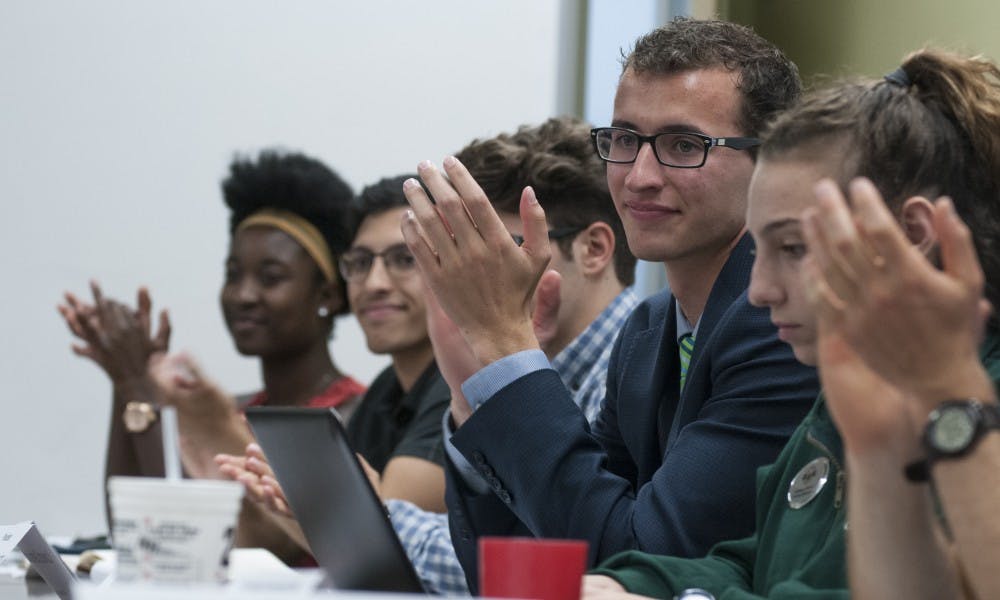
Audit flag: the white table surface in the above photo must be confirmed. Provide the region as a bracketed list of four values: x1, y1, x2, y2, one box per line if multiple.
[0, 548, 319, 599]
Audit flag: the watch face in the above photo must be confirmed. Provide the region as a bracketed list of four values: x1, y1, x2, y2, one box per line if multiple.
[931, 406, 977, 454]
[123, 402, 156, 433]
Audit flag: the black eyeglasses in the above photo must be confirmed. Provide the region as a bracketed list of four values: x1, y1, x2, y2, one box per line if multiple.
[510, 226, 585, 247]
[339, 243, 417, 282]
[590, 127, 760, 168]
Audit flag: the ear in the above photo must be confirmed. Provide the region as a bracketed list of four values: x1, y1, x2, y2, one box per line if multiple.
[899, 196, 938, 255]
[575, 222, 616, 277]
[317, 276, 345, 316]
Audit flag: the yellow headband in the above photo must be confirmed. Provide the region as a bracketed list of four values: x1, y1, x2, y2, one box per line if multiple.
[236, 209, 336, 282]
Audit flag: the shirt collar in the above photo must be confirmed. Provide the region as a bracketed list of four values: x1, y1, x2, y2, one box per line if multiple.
[674, 302, 699, 343]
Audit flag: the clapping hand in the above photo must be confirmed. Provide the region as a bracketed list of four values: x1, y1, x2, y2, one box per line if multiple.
[401, 158, 549, 368]
[217, 443, 293, 518]
[58, 281, 171, 384]
[804, 178, 993, 444]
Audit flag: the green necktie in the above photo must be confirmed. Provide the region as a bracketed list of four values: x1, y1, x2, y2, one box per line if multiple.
[679, 333, 695, 392]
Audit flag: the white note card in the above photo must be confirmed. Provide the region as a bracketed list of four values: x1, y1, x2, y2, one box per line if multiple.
[0, 521, 76, 600]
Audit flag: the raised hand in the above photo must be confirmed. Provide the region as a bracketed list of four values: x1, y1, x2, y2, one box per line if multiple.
[422, 285, 478, 424]
[803, 178, 991, 418]
[401, 157, 550, 366]
[57, 281, 171, 384]
[150, 352, 249, 478]
[148, 352, 235, 422]
[812, 302, 912, 454]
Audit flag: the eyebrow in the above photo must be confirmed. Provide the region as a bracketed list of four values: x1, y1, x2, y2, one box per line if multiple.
[609, 120, 709, 136]
[760, 218, 802, 236]
[346, 242, 409, 253]
[224, 256, 291, 270]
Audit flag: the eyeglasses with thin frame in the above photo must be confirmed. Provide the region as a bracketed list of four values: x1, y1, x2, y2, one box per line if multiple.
[590, 127, 760, 168]
[511, 225, 586, 247]
[339, 243, 417, 282]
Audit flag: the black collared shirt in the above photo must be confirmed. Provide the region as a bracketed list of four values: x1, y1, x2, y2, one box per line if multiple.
[346, 361, 448, 473]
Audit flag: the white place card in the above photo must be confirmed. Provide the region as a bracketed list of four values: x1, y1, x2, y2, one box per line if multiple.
[0, 521, 76, 599]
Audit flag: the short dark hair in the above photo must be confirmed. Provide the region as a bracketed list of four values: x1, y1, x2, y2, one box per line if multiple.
[222, 149, 355, 315]
[762, 49, 1000, 331]
[622, 17, 801, 142]
[355, 174, 423, 229]
[457, 116, 636, 286]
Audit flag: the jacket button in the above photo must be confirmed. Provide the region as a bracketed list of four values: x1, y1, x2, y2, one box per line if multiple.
[480, 465, 495, 478]
[472, 451, 486, 465]
[498, 490, 512, 504]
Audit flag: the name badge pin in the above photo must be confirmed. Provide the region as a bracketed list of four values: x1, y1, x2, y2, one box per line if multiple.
[787, 457, 830, 509]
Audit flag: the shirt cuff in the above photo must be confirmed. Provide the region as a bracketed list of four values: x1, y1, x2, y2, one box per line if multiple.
[442, 410, 491, 495]
[460, 349, 550, 411]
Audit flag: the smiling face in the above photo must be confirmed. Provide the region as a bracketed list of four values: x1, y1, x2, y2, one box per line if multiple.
[607, 67, 756, 264]
[220, 226, 338, 359]
[346, 206, 430, 357]
[747, 157, 844, 366]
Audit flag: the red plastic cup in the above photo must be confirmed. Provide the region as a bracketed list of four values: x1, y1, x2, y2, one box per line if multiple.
[479, 537, 589, 600]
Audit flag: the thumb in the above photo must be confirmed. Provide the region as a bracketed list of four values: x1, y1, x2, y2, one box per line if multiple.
[532, 269, 562, 329]
[935, 197, 983, 291]
[531, 269, 562, 353]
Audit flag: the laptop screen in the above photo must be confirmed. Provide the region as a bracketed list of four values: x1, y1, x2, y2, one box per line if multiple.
[245, 407, 425, 593]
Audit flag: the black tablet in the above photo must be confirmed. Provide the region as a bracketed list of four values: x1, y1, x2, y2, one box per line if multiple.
[244, 407, 425, 593]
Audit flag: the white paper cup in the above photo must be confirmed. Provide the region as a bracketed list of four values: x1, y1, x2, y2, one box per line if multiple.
[108, 476, 244, 584]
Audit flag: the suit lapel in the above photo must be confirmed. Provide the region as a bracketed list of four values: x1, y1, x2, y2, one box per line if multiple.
[665, 234, 756, 445]
[690, 234, 755, 365]
[617, 294, 677, 481]
[655, 301, 681, 457]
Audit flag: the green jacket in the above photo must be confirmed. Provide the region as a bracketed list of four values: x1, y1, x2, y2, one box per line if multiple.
[593, 332, 1000, 599]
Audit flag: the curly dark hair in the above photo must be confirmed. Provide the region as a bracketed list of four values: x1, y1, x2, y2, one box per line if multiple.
[622, 17, 801, 143]
[456, 116, 636, 286]
[222, 149, 356, 315]
[762, 49, 1000, 331]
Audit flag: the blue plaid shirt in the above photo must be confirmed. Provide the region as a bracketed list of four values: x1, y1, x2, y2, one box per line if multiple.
[388, 287, 639, 595]
[549, 287, 639, 423]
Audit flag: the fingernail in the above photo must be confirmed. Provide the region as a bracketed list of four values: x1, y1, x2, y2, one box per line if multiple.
[849, 177, 876, 198]
[403, 178, 418, 190]
[527, 186, 538, 205]
[418, 160, 433, 172]
[443, 155, 457, 168]
[405, 209, 415, 221]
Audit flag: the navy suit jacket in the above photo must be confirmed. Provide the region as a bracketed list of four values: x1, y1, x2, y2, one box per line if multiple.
[446, 234, 820, 593]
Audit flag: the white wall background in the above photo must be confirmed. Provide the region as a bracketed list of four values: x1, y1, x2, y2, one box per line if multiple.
[584, 0, 672, 298]
[0, 1, 569, 537]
